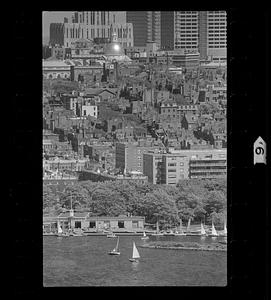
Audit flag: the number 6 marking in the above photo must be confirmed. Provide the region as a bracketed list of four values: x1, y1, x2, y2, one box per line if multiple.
[255, 147, 264, 155]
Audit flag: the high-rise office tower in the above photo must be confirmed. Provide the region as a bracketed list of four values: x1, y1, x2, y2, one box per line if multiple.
[161, 11, 198, 51]
[198, 10, 227, 62]
[174, 11, 199, 50]
[50, 11, 134, 48]
[160, 11, 175, 50]
[127, 11, 161, 47]
[161, 11, 226, 61]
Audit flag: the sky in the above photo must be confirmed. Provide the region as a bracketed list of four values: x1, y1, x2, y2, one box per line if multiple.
[43, 11, 73, 44]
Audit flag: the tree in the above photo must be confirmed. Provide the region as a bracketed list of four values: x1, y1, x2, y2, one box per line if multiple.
[60, 184, 89, 210]
[43, 185, 58, 210]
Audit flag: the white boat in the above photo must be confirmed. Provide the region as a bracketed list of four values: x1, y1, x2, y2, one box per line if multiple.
[107, 232, 117, 238]
[108, 237, 120, 255]
[163, 230, 175, 236]
[174, 219, 186, 236]
[129, 241, 140, 262]
[152, 221, 163, 236]
[200, 222, 207, 236]
[209, 221, 218, 237]
[56, 222, 68, 237]
[141, 231, 149, 240]
[219, 219, 227, 236]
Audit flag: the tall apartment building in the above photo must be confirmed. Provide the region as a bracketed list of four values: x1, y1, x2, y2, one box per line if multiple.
[116, 142, 164, 173]
[143, 153, 163, 184]
[161, 11, 199, 51]
[174, 11, 199, 50]
[160, 10, 227, 62]
[50, 11, 134, 48]
[126, 11, 161, 47]
[160, 11, 175, 50]
[199, 10, 227, 61]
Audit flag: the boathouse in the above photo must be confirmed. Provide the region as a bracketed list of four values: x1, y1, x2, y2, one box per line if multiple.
[43, 211, 145, 232]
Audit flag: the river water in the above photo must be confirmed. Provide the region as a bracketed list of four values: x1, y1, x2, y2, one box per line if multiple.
[43, 235, 227, 286]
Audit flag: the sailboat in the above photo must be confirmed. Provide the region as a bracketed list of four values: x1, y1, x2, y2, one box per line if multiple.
[57, 222, 68, 237]
[209, 221, 218, 237]
[220, 219, 227, 237]
[129, 241, 140, 262]
[108, 237, 120, 255]
[152, 221, 163, 236]
[141, 231, 149, 240]
[200, 222, 207, 236]
[174, 219, 186, 236]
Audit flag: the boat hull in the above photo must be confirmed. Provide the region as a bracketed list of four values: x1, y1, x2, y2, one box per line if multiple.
[108, 251, 120, 255]
[129, 259, 139, 262]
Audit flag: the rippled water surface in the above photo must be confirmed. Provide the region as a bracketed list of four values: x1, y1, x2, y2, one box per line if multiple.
[43, 235, 227, 286]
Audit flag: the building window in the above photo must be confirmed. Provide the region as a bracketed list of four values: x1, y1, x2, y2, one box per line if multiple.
[89, 221, 96, 228]
[132, 221, 138, 228]
[75, 221, 81, 228]
[118, 221, 124, 228]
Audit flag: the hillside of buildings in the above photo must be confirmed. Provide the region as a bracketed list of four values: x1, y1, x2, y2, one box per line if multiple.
[43, 26, 227, 225]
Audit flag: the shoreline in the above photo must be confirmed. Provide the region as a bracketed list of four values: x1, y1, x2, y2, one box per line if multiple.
[139, 244, 227, 252]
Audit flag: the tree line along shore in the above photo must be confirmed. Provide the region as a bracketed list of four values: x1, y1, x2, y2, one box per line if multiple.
[43, 178, 226, 228]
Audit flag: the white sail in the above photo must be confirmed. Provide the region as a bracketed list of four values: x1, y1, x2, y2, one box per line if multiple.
[187, 218, 191, 231]
[57, 222, 63, 234]
[211, 222, 218, 236]
[132, 242, 140, 259]
[200, 223, 206, 235]
[223, 221, 227, 235]
[156, 221, 159, 233]
[114, 237, 119, 252]
[143, 232, 146, 237]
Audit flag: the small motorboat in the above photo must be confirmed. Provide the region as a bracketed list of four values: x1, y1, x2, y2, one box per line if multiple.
[141, 232, 149, 240]
[107, 232, 117, 238]
[108, 237, 120, 255]
[163, 230, 175, 236]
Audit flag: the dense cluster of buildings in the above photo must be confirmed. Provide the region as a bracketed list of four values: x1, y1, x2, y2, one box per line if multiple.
[43, 10, 227, 194]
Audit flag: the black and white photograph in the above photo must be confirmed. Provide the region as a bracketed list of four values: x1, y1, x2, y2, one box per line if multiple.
[42, 11, 228, 286]
[12, 7, 270, 296]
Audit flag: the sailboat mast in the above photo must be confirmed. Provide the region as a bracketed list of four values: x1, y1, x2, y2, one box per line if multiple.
[116, 237, 119, 251]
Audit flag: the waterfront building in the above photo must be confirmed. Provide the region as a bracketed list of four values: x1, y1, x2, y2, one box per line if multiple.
[43, 213, 145, 232]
